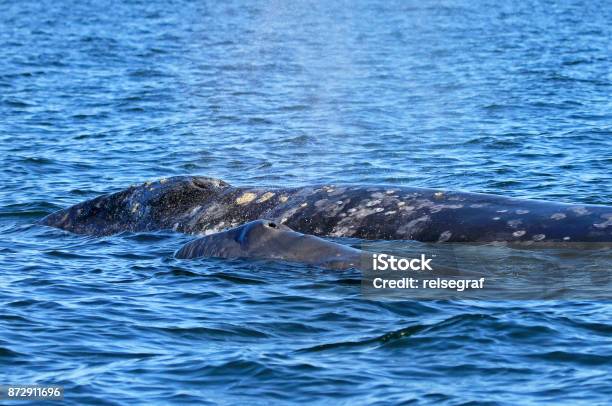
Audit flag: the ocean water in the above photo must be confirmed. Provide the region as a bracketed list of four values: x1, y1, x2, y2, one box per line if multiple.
[1, 0, 611, 404]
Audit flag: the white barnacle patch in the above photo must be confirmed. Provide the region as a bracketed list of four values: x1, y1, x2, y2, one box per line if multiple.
[256, 192, 275, 203]
[365, 199, 382, 207]
[348, 207, 357, 213]
[385, 210, 397, 215]
[374, 207, 384, 213]
[430, 204, 463, 213]
[434, 192, 444, 199]
[385, 190, 396, 195]
[159, 178, 168, 184]
[571, 206, 590, 216]
[370, 192, 385, 199]
[279, 195, 288, 203]
[516, 209, 530, 215]
[336, 200, 343, 205]
[322, 186, 335, 193]
[397, 201, 405, 207]
[532, 234, 546, 241]
[550, 213, 566, 220]
[512, 230, 526, 237]
[131, 202, 140, 213]
[438, 231, 452, 242]
[300, 202, 308, 208]
[563, 236, 571, 241]
[507, 219, 522, 228]
[236, 192, 257, 205]
[330, 226, 356, 237]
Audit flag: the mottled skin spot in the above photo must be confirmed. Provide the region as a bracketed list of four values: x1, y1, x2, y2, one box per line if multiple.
[594, 218, 612, 229]
[256, 192, 275, 203]
[397, 215, 430, 238]
[571, 206, 590, 216]
[438, 231, 452, 242]
[507, 219, 522, 228]
[39, 176, 612, 244]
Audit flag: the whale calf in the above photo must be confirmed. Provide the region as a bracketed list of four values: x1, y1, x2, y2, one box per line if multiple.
[176, 219, 366, 270]
[39, 175, 612, 244]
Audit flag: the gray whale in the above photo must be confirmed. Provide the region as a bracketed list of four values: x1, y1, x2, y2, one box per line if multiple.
[176, 219, 366, 270]
[39, 175, 612, 244]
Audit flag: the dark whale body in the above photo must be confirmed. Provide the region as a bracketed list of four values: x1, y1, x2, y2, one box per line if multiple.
[176, 219, 365, 270]
[39, 175, 612, 244]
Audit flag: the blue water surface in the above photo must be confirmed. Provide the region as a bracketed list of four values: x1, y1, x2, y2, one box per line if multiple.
[1, 0, 611, 404]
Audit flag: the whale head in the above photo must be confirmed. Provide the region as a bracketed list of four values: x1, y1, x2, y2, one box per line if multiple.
[175, 219, 293, 259]
[175, 219, 364, 269]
